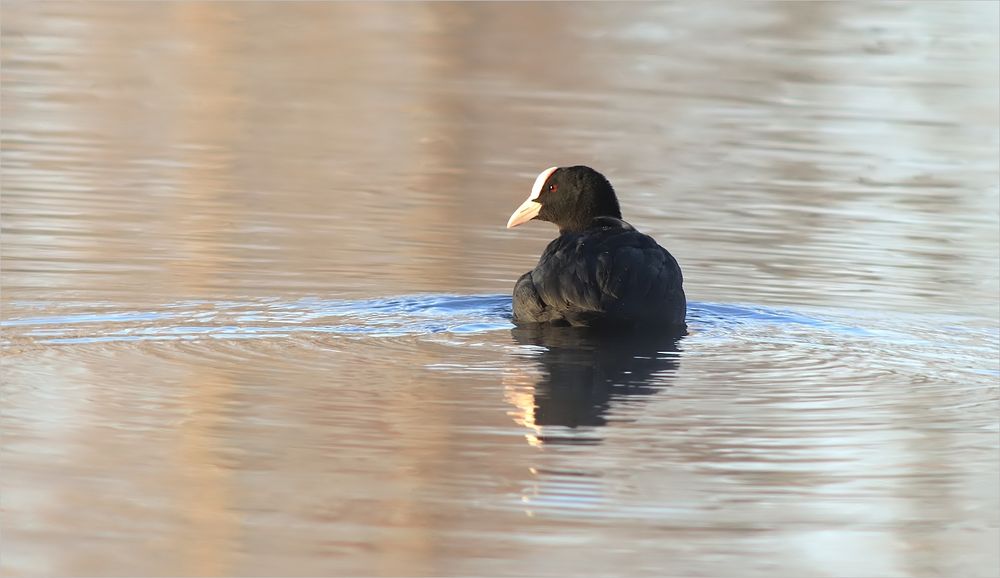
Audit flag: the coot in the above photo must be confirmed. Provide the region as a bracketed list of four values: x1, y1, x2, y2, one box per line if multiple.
[506, 166, 686, 329]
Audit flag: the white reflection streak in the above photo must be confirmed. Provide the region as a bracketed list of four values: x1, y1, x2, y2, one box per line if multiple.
[502, 364, 545, 448]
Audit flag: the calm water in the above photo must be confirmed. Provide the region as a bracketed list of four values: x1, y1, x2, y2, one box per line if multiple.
[2, 2, 999, 576]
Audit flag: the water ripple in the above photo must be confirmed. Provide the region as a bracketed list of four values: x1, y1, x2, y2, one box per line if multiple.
[0, 295, 895, 347]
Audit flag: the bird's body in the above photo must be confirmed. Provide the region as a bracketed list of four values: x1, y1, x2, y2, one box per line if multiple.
[507, 166, 686, 329]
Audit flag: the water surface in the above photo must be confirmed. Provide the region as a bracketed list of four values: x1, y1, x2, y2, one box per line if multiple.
[3, 2, 998, 577]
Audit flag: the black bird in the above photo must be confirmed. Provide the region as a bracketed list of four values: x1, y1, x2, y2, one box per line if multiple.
[507, 166, 686, 329]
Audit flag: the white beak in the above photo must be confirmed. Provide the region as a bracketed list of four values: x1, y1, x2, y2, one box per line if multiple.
[506, 198, 542, 228]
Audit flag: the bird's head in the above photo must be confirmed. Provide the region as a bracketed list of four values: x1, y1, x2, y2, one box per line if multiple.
[506, 165, 622, 233]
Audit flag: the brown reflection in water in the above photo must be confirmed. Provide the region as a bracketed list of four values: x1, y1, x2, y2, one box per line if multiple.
[166, 4, 241, 299]
[172, 371, 236, 577]
[168, 6, 240, 576]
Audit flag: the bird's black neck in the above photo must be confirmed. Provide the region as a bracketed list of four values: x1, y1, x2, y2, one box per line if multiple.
[559, 215, 630, 235]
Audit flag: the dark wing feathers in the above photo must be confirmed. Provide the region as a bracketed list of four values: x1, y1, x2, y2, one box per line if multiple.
[512, 222, 685, 327]
[513, 270, 559, 324]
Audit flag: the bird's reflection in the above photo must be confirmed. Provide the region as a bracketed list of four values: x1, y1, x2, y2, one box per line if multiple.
[506, 324, 684, 444]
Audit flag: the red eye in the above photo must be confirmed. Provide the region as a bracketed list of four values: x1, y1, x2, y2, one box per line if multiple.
[548, 184, 557, 192]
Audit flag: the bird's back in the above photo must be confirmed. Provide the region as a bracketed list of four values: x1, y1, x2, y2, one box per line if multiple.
[513, 217, 686, 328]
